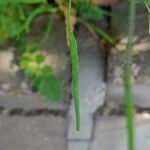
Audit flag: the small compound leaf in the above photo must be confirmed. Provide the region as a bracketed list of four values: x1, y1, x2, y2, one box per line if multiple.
[32, 75, 43, 89]
[42, 65, 53, 76]
[25, 62, 39, 77]
[26, 44, 38, 53]
[36, 54, 45, 63]
[77, 1, 106, 20]
[39, 75, 62, 102]
[20, 56, 31, 68]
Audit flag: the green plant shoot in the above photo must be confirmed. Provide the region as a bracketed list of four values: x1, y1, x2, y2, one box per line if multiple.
[67, 0, 80, 131]
[124, 0, 136, 150]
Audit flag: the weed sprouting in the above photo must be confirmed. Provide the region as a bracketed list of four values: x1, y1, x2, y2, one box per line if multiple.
[0, 1, 149, 149]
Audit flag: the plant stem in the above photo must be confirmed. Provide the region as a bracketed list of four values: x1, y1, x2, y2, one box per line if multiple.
[44, 15, 54, 40]
[68, 0, 80, 131]
[145, 2, 150, 34]
[124, 0, 136, 150]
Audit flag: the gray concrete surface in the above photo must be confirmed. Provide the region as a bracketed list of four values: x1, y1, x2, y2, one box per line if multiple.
[0, 4, 150, 150]
[106, 1, 150, 107]
[0, 115, 66, 150]
[111, 1, 150, 53]
[106, 51, 150, 107]
[68, 142, 89, 150]
[91, 115, 150, 150]
[0, 92, 67, 150]
[0, 94, 67, 111]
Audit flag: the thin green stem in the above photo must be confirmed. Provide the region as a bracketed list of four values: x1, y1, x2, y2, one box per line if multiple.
[68, 0, 71, 26]
[44, 15, 53, 40]
[124, 0, 136, 150]
[145, 1, 150, 34]
[68, 0, 80, 131]
[22, 5, 56, 33]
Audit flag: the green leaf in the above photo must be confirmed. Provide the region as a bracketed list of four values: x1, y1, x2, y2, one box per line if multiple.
[25, 62, 39, 77]
[0, 16, 23, 38]
[26, 44, 38, 53]
[0, 0, 46, 4]
[26, 53, 37, 61]
[20, 56, 31, 68]
[36, 54, 45, 63]
[42, 65, 53, 75]
[39, 75, 62, 102]
[32, 75, 43, 89]
[20, 53, 36, 65]
[77, 0, 106, 20]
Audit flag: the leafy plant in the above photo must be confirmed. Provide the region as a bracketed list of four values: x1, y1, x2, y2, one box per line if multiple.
[0, 1, 62, 102]
[20, 51, 62, 102]
[0, 1, 149, 149]
[76, 0, 107, 20]
[0, 0, 111, 130]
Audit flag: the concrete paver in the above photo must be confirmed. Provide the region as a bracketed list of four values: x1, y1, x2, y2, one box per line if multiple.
[91, 115, 150, 150]
[0, 115, 66, 150]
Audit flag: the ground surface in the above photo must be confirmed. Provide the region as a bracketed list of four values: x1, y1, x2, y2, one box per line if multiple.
[0, 17, 69, 150]
[0, 1, 150, 150]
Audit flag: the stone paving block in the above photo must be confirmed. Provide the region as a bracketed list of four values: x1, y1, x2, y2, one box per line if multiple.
[0, 94, 67, 150]
[68, 142, 89, 150]
[67, 111, 93, 140]
[0, 115, 66, 150]
[0, 94, 67, 111]
[67, 25, 106, 140]
[91, 115, 150, 150]
[112, 1, 150, 53]
[106, 1, 150, 107]
[106, 51, 150, 107]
